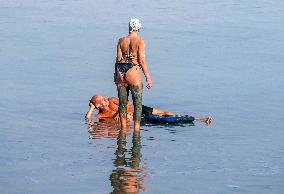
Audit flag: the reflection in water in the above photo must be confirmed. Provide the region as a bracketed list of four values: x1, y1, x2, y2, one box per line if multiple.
[86, 117, 121, 139]
[85, 117, 194, 193]
[86, 117, 195, 140]
[110, 130, 147, 194]
[86, 118, 147, 193]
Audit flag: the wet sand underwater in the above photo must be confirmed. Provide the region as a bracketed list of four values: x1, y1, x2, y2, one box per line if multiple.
[1, 0, 284, 193]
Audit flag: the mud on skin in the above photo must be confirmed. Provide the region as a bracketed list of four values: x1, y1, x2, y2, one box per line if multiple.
[117, 84, 142, 122]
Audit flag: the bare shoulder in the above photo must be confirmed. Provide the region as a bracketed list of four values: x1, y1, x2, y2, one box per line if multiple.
[118, 37, 124, 44]
[109, 97, 119, 104]
[138, 38, 145, 47]
[118, 37, 124, 42]
[119, 36, 129, 42]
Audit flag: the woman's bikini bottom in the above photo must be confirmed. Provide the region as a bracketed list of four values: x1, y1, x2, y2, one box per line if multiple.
[116, 63, 135, 77]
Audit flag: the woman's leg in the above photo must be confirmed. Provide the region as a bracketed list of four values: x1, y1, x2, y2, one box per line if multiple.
[151, 108, 174, 116]
[194, 116, 213, 125]
[125, 66, 143, 130]
[117, 84, 129, 130]
[130, 84, 143, 131]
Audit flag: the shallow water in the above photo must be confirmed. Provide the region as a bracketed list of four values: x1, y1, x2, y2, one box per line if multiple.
[1, 0, 284, 193]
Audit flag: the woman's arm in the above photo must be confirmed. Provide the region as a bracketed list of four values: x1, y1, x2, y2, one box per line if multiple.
[114, 39, 123, 84]
[85, 102, 95, 118]
[138, 40, 153, 89]
[116, 39, 123, 63]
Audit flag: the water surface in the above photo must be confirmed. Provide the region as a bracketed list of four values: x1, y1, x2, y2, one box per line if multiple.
[1, 0, 284, 193]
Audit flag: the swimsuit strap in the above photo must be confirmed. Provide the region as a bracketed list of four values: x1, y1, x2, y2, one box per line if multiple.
[122, 52, 137, 61]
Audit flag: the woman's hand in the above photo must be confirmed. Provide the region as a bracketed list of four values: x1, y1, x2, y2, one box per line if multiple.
[89, 101, 95, 109]
[86, 102, 95, 118]
[146, 77, 153, 89]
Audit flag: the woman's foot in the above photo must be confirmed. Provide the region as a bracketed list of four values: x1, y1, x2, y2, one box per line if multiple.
[205, 116, 213, 125]
[195, 116, 213, 125]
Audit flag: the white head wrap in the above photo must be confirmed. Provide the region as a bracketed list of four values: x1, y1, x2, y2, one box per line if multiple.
[129, 18, 142, 32]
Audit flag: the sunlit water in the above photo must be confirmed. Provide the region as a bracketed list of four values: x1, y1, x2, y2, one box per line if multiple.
[1, 0, 284, 193]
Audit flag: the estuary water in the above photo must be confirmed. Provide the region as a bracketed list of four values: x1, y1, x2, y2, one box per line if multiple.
[1, 0, 284, 193]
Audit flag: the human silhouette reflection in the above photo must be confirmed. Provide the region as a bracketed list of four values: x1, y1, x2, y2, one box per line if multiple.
[85, 118, 147, 193]
[109, 130, 147, 194]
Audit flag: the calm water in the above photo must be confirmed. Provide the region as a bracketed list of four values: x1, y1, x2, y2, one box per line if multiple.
[1, 0, 284, 193]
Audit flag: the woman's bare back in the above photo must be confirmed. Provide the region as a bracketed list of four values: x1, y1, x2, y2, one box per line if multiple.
[117, 35, 142, 65]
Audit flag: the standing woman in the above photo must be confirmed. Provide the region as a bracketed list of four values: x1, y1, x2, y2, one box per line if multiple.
[115, 19, 153, 131]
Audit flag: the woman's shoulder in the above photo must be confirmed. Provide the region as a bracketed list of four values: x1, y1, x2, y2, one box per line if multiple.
[108, 97, 119, 103]
[119, 35, 143, 42]
[118, 36, 129, 42]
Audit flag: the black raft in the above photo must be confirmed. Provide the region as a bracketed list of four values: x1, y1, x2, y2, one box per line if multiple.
[143, 114, 195, 123]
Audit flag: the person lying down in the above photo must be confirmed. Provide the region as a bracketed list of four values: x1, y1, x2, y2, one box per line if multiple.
[86, 95, 213, 125]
